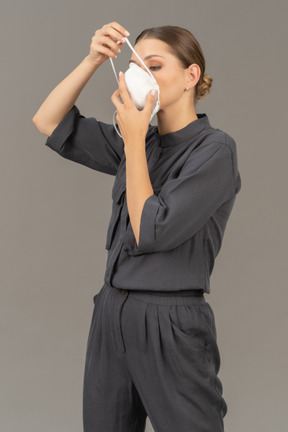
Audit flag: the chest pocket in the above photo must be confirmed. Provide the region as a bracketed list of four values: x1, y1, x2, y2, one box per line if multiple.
[105, 176, 126, 250]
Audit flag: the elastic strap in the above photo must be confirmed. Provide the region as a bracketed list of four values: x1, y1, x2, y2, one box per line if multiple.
[109, 37, 157, 86]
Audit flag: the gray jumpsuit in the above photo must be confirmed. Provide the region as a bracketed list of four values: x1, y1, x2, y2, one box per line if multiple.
[45, 105, 241, 432]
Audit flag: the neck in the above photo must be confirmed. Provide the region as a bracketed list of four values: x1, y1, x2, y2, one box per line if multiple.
[156, 101, 198, 136]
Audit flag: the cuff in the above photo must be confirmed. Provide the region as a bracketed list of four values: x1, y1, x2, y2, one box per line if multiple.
[45, 105, 80, 152]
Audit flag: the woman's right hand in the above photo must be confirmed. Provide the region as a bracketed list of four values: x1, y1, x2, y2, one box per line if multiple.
[88, 22, 130, 66]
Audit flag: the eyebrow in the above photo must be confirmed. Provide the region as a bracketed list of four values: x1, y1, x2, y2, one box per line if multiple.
[129, 55, 165, 63]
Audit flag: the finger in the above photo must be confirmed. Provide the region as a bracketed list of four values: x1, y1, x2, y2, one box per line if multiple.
[107, 22, 130, 37]
[98, 35, 121, 56]
[105, 27, 127, 44]
[111, 89, 123, 110]
[111, 22, 130, 37]
[143, 89, 157, 113]
[118, 71, 134, 107]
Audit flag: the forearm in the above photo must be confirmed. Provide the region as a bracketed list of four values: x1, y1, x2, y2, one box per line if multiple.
[32, 55, 100, 135]
[125, 141, 154, 246]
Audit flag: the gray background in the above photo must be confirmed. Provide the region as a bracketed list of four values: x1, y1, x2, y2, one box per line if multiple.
[1, 0, 287, 431]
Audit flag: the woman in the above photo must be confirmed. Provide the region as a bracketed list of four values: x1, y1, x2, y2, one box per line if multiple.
[33, 22, 241, 432]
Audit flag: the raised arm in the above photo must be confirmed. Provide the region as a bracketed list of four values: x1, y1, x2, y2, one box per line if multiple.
[33, 23, 131, 175]
[32, 22, 130, 136]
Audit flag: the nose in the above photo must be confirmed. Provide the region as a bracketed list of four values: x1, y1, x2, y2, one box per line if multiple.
[129, 62, 152, 77]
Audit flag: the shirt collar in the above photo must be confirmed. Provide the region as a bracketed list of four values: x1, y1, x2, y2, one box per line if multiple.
[152, 113, 211, 147]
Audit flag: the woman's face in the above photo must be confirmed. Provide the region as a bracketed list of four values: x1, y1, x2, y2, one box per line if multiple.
[128, 38, 192, 112]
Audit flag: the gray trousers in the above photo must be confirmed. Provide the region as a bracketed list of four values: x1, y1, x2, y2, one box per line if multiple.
[83, 283, 228, 432]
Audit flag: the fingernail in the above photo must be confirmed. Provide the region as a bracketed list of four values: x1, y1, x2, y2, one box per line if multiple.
[151, 90, 156, 95]
[119, 71, 122, 77]
[124, 30, 130, 36]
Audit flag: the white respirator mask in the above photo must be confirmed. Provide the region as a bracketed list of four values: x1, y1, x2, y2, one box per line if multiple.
[110, 37, 160, 139]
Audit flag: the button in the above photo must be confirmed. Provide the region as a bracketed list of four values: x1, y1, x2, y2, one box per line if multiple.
[121, 290, 128, 295]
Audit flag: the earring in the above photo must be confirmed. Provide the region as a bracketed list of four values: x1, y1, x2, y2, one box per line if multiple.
[185, 86, 190, 91]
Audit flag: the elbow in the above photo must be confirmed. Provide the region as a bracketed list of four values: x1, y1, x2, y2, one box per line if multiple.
[32, 110, 43, 126]
[32, 114, 43, 132]
[32, 116, 57, 137]
[32, 114, 39, 127]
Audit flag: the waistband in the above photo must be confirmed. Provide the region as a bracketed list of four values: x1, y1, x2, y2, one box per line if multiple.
[128, 289, 204, 297]
[105, 283, 207, 306]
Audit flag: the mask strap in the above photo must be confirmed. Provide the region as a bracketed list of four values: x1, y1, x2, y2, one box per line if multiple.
[110, 46, 120, 85]
[109, 36, 159, 139]
[124, 38, 157, 84]
[109, 41, 123, 138]
[109, 37, 157, 85]
[113, 109, 123, 138]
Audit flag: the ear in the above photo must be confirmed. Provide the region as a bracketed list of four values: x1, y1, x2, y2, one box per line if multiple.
[186, 63, 201, 88]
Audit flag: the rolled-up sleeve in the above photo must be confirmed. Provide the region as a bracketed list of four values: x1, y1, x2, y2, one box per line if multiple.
[44, 105, 124, 175]
[130, 143, 237, 255]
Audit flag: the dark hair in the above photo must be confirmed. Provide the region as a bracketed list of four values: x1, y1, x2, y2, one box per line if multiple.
[135, 25, 213, 102]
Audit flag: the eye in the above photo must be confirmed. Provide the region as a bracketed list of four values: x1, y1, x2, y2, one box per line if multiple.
[150, 66, 161, 71]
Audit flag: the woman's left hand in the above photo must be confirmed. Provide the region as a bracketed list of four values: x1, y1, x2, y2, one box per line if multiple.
[111, 71, 157, 146]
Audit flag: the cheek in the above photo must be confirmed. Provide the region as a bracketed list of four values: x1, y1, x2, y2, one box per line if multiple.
[157, 75, 183, 101]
